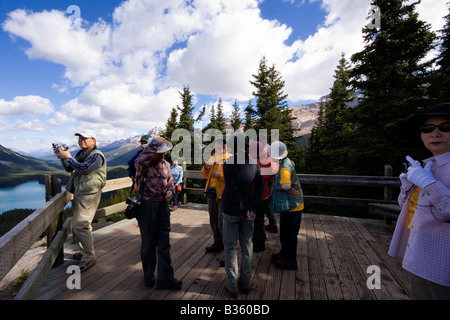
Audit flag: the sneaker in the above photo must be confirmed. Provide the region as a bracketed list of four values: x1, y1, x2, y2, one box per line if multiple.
[155, 278, 182, 290]
[224, 284, 238, 299]
[265, 225, 278, 234]
[274, 259, 298, 270]
[78, 259, 96, 273]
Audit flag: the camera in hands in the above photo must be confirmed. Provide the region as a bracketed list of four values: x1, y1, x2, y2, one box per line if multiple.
[52, 143, 69, 152]
[402, 160, 425, 173]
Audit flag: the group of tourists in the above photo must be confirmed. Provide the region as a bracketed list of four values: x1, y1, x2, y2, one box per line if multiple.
[53, 102, 450, 300]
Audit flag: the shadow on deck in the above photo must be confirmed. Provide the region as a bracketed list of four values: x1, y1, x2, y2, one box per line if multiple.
[35, 203, 410, 301]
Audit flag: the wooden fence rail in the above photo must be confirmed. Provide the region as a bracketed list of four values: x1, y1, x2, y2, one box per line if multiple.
[182, 168, 401, 208]
[0, 176, 132, 300]
[0, 168, 400, 300]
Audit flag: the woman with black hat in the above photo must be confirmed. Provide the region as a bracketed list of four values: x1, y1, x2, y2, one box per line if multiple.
[134, 137, 182, 290]
[389, 103, 450, 300]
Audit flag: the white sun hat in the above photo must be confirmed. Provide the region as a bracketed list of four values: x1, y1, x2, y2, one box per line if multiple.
[268, 141, 288, 160]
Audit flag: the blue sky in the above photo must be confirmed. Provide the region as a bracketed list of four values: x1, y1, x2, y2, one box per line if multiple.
[0, 0, 446, 154]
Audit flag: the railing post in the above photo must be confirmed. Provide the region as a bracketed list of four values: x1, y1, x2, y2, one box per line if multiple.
[182, 162, 187, 205]
[45, 175, 64, 267]
[384, 165, 393, 225]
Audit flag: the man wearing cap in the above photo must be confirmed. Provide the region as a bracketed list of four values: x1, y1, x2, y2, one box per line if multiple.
[134, 137, 182, 290]
[55, 129, 107, 273]
[389, 102, 450, 299]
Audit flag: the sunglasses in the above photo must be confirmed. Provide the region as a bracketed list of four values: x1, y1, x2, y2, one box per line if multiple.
[419, 122, 450, 133]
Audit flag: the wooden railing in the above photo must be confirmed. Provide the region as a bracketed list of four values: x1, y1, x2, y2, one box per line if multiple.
[0, 167, 400, 300]
[182, 166, 401, 208]
[0, 175, 133, 300]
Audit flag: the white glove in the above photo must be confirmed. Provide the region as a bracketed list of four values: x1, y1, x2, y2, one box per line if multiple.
[406, 156, 436, 189]
[399, 173, 413, 191]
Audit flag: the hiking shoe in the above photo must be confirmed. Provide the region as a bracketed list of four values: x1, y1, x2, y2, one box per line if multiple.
[72, 252, 83, 260]
[144, 275, 155, 288]
[238, 280, 250, 294]
[274, 259, 298, 270]
[78, 260, 96, 273]
[155, 278, 182, 290]
[271, 251, 283, 262]
[205, 243, 224, 253]
[224, 284, 238, 299]
[265, 225, 278, 234]
[253, 243, 265, 252]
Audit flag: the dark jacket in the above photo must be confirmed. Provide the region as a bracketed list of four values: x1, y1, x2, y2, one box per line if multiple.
[221, 153, 264, 217]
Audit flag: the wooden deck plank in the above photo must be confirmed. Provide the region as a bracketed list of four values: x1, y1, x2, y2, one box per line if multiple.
[317, 215, 360, 300]
[34, 205, 411, 300]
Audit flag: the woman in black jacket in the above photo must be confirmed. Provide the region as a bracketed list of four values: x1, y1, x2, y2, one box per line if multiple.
[221, 132, 264, 298]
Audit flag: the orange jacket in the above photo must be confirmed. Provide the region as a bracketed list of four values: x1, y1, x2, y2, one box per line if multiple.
[201, 152, 232, 199]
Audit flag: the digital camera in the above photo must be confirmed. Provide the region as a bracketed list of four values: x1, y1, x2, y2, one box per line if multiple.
[126, 197, 141, 210]
[52, 143, 69, 152]
[401, 160, 425, 174]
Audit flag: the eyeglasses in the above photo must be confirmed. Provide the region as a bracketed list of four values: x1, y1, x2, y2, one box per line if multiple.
[419, 122, 450, 133]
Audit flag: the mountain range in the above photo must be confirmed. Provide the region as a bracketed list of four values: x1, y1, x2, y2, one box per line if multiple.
[1, 104, 321, 176]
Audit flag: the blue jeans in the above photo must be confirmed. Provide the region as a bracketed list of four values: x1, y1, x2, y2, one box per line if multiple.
[222, 213, 254, 290]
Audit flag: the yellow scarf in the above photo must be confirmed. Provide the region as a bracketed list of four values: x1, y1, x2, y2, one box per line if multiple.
[408, 186, 421, 229]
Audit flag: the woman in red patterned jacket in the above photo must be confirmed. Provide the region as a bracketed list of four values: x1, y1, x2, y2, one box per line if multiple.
[134, 136, 181, 291]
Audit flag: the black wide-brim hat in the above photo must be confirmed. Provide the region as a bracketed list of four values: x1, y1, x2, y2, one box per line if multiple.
[412, 102, 450, 124]
[402, 102, 450, 147]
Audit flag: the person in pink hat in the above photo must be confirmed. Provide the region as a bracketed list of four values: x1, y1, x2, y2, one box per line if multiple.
[248, 141, 278, 252]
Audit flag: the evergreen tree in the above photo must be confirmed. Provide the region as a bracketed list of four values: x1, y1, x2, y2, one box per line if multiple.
[177, 85, 195, 133]
[163, 107, 178, 142]
[430, 3, 450, 102]
[230, 99, 242, 131]
[307, 54, 354, 174]
[244, 99, 257, 131]
[250, 57, 296, 158]
[204, 104, 216, 132]
[349, 0, 437, 175]
[214, 98, 227, 133]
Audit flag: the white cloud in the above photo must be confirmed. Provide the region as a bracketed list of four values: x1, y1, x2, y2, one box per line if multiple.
[166, 4, 294, 100]
[3, 9, 111, 87]
[1, 0, 446, 149]
[7, 119, 47, 132]
[0, 96, 54, 116]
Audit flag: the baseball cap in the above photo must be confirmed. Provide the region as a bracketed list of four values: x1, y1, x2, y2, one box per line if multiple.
[140, 134, 150, 143]
[75, 129, 97, 140]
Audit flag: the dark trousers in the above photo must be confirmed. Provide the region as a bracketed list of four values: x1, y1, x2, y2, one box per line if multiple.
[265, 196, 277, 227]
[410, 273, 450, 300]
[137, 200, 174, 281]
[279, 210, 302, 261]
[207, 197, 223, 245]
[253, 198, 270, 247]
